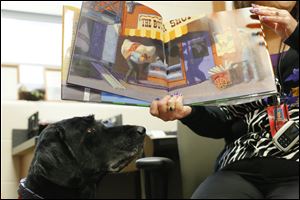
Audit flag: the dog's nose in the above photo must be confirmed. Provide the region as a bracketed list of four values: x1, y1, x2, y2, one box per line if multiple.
[136, 126, 146, 136]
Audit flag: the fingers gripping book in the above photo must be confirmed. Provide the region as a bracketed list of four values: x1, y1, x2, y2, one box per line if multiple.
[65, 1, 277, 106]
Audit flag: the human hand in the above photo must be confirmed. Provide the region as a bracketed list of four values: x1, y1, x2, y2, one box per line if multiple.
[150, 94, 192, 121]
[250, 4, 298, 40]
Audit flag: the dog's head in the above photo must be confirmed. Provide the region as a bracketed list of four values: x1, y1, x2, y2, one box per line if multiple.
[28, 115, 145, 189]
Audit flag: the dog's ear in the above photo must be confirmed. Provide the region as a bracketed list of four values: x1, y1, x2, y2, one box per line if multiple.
[35, 124, 85, 189]
[83, 115, 95, 124]
[55, 125, 66, 141]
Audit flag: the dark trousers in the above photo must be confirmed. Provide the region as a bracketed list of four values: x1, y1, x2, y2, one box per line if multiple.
[125, 60, 140, 83]
[191, 170, 299, 199]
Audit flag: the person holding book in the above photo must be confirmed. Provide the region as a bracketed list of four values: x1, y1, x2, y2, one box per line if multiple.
[150, 1, 299, 199]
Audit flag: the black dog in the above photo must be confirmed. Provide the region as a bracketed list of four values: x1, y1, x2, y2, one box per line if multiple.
[18, 115, 146, 199]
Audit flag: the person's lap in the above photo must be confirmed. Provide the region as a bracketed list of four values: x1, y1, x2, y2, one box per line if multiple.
[263, 177, 299, 199]
[191, 170, 299, 199]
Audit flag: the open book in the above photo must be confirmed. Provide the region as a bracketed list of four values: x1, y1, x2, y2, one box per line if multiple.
[66, 1, 277, 106]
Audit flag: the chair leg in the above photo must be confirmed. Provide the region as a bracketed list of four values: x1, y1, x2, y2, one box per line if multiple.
[136, 157, 174, 199]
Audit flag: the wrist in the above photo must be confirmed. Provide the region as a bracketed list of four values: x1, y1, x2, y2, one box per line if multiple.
[182, 106, 192, 118]
[287, 19, 298, 39]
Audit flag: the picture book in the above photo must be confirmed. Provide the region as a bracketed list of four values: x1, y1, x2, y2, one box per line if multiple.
[62, 5, 150, 106]
[66, 1, 277, 105]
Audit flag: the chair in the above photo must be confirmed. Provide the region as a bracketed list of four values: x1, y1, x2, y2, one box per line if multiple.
[136, 157, 174, 199]
[136, 121, 225, 199]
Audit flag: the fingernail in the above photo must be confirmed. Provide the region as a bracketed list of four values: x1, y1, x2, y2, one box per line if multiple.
[155, 97, 160, 101]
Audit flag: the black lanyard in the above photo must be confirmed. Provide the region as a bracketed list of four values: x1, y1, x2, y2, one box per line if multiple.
[275, 40, 286, 96]
[272, 41, 289, 131]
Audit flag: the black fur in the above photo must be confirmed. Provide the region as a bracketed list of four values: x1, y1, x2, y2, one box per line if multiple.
[24, 115, 145, 199]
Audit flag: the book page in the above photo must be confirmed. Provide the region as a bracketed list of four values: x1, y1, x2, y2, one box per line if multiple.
[61, 6, 101, 102]
[67, 1, 169, 102]
[166, 8, 277, 105]
[62, 5, 150, 106]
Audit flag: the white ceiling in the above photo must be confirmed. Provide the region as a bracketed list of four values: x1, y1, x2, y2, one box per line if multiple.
[1, 1, 83, 16]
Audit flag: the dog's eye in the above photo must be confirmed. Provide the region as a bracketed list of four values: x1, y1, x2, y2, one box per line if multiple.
[86, 128, 96, 134]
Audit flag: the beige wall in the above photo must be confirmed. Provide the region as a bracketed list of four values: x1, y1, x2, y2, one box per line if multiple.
[177, 121, 225, 198]
[137, 1, 213, 19]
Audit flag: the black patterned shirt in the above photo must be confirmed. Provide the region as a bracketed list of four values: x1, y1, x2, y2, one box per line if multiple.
[180, 24, 299, 174]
